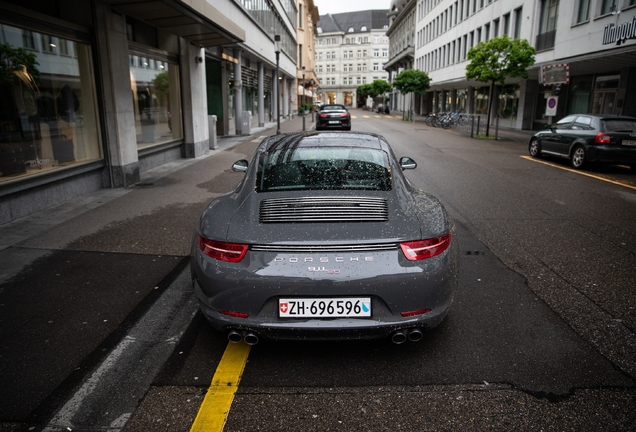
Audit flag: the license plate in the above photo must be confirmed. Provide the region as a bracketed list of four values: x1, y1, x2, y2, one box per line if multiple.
[328, 120, 341, 124]
[622, 140, 636, 146]
[279, 297, 371, 318]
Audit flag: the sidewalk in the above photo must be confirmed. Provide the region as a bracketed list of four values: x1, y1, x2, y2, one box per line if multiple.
[0, 112, 314, 428]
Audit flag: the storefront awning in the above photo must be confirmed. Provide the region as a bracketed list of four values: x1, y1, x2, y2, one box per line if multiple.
[101, 0, 245, 47]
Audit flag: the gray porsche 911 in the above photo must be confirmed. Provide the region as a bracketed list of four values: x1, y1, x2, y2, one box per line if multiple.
[191, 132, 458, 345]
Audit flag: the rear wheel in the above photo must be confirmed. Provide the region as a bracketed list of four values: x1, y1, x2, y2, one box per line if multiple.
[529, 138, 541, 158]
[571, 146, 587, 169]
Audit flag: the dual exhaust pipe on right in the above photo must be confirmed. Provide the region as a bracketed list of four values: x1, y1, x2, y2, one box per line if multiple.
[391, 328, 424, 344]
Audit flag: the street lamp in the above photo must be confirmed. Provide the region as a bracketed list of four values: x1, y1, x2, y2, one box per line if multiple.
[301, 66, 306, 131]
[274, 35, 281, 135]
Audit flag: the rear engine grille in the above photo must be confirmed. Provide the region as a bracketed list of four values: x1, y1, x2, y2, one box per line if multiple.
[251, 243, 398, 253]
[259, 197, 388, 223]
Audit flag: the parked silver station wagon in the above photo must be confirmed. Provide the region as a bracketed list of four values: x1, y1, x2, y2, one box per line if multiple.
[191, 132, 459, 344]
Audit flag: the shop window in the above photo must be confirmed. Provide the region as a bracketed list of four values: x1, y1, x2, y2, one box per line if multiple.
[1, 24, 102, 183]
[129, 50, 182, 149]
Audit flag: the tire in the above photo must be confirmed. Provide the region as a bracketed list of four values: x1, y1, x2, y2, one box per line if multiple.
[571, 146, 587, 169]
[529, 138, 542, 158]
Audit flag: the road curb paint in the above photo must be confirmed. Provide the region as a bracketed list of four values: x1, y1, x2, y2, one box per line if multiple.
[521, 156, 636, 190]
[190, 342, 251, 432]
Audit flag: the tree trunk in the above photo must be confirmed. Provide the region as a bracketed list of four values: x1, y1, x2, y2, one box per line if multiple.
[486, 81, 495, 136]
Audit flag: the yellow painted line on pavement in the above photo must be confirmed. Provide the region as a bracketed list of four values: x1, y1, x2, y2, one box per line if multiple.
[363, 115, 370, 118]
[351, 115, 358, 118]
[190, 342, 251, 432]
[520, 156, 636, 191]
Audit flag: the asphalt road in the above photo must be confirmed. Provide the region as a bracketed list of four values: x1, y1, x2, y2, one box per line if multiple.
[131, 114, 636, 431]
[1, 112, 635, 431]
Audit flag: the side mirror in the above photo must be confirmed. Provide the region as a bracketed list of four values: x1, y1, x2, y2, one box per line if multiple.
[399, 157, 417, 170]
[232, 159, 249, 172]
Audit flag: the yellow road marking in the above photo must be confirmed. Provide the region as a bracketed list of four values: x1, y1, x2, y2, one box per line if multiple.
[520, 156, 636, 191]
[190, 342, 251, 432]
[363, 115, 370, 118]
[351, 115, 357, 119]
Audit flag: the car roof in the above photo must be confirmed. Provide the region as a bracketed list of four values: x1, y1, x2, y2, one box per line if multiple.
[263, 132, 388, 152]
[562, 114, 636, 121]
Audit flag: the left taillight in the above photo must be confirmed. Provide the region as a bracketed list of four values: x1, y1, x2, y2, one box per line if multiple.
[594, 132, 611, 144]
[197, 235, 248, 263]
[400, 233, 452, 261]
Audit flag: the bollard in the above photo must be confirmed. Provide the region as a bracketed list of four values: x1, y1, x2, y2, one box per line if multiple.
[495, 116, 499, 140]
[209, 115, 218, 149]
[476, 116, 481, 136]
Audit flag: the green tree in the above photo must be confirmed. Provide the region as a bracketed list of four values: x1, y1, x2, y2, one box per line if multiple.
[356, 83, 373, 104]
[465, 35, 536, 136]
[152, 71, 170, 97]
[0, 43, 40, 89]
[370, 79, 392, 103]
[391, 69, 431, 121]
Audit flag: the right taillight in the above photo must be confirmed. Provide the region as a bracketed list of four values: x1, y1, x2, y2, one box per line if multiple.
[400, 233, 452, 261]
[594, 132, 611, 144]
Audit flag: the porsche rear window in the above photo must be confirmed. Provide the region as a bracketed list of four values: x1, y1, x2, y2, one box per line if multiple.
[256, 147, 392, 192]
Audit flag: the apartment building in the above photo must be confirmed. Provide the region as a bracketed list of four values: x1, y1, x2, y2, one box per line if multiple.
[315, 11, 390, 107]
[387, 0, 636, 130]
[0, 0, 301, 224]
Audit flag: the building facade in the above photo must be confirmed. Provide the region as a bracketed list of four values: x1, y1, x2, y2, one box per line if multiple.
[296, 0, 320, 111]
[386, 0, 636, 130]
[0, 0, 300, 224]
[315, 11, 390, 107]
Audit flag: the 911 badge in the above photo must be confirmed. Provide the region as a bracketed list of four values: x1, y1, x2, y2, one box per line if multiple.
[308, 266, 340, 274]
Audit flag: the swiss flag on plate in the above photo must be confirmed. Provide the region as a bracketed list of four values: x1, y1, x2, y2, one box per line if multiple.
[279, 303, 288, 313]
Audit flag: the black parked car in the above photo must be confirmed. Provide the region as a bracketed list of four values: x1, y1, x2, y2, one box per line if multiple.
[376, 104, 390, 114]
[191, 132, 458, 344]
[529, 114, 636, 170]
[316, 104, 351, 131]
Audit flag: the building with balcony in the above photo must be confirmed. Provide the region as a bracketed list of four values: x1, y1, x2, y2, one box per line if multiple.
[315, 10, 390, 107]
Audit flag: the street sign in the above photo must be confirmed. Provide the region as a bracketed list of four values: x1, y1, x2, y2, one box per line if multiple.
[546, 96, 558, 116]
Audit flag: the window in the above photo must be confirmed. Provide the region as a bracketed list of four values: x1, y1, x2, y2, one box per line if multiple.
[373, 63, 380, 71]
[513, 7, 523, 38]
[1, 24, 102, 184]
[576, 0, 590, 22]
[256, 147, 391, 192]
[539, 0, 559, 34]
[130, 49, 182, 149]
[600, 0, 618, 15]
[382, 49, 388, 57]
[41, 34, 56, 53]
[22, 30, 36, 50]
[373, 49, 380, 57]
[348, 27, 354, 32]
[537, 0, 558, 50]
[503, 13, 511, 35]
[299, 3, 303, 28]
[361, 26, 367, 31]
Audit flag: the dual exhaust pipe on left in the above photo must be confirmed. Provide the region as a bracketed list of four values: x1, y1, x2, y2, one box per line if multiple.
[228, 329, 259, 345]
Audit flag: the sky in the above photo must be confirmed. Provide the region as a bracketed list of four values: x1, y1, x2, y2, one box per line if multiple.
[313, 0, 391, 15]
